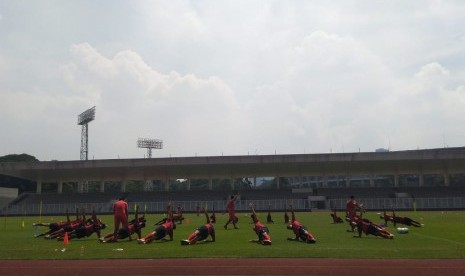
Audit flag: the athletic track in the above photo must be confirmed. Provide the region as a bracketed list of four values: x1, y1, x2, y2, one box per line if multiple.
[1, 258, 465, 275]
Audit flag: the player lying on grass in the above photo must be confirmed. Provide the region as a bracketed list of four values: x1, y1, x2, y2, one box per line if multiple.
[138, 204, 175, 244]
[287, 204, 316, 243]
[100, 205, 146, 243]
[330, 210, 344, 224]
[248, 203, 272, 245]
[181, 206, 215, 245]
[45, 209, 86, 239]
[34, 208, 73, 238]
[354, 212, 393, 239]
[380, 209, 422, 227]
[58, 209, 106, 241]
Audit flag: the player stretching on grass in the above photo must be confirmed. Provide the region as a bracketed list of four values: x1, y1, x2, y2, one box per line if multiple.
[287, 204, 316, 243]
[34, 208, 72, 237]
[181, 207, 215, 245]
[354, 212, 393, 239]
[330, 210, 344, 224]
[380, 209, 422, 227]
[248, 203, 271, 245]
[138, 204, 175, 244]
[224, 195, 239, 230]
[58, 209, 105, 241]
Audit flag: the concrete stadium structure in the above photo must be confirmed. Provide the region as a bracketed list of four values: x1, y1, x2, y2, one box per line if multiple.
[1, 147, 465, 194]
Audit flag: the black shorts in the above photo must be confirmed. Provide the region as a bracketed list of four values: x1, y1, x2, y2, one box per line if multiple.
[154, 225, 167, 240]
[75, 227, 87, 239]
[49, 223, 61, 232]
[257, 227, 270, 241]
[118, 228, 130, 239]
[196, 226, 209, 241]
[366, 224, 378, 236]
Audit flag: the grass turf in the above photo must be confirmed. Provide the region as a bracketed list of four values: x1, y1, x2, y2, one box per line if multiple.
[0, 210, 464, 259]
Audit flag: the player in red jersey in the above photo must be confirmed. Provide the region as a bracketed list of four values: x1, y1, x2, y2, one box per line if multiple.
[346, 195, 363, 220]
[286, 204, 316, 243]
[346, 195, 363, 231]
[380, 209, 422, 227]
[34, 208, 72, 237]
[100, 205, 146, 243]
[355, 212, 393, 239]
[173, 204, 185, 224]
[58, 209, 105, 241]
[181, 207, 215, 245]
[330, 210, 344, 224]
[45, 208, 86, 239]
[112, 196, 130, 241]
[138, 204, 176, 244]
[248, 203, 271, 245]
[224, 195, 239, 230]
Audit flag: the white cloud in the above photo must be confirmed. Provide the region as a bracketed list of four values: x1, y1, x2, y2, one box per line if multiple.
[1, 1, 465, 160]
[60, 43, 244, 158]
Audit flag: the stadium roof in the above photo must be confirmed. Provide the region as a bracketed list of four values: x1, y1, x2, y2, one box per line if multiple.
[1, 147, 465, 183]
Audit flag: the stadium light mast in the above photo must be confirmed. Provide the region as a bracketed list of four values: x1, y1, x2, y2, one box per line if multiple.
[137, 138, 163, 158]
[77, 106, 96, 160]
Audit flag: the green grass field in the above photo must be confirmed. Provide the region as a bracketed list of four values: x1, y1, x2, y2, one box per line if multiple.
[1, 210, 464, 259]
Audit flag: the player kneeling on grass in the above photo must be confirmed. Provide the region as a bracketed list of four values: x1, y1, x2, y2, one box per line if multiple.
[138, 204, 175, 244]
[248, 203, 271, 245]
[181, 207, 215, 245]
[287, 204, 316, 244]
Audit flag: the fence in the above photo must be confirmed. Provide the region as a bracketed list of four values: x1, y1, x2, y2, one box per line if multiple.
[4, 197, 465, 216]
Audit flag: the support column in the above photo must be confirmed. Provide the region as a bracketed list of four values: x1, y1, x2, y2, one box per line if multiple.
[99, 181, 105, 193]
[230, 177, 235, 190]
[187, 179, 191, 191]
[121, 181, 127, 192]
[165, 178, 170, 191]
[345, 175, 350, 188]
[444, 173, 450, 187]
[419, 173, 424, 187]
[77, 181, 84, 193]
[322, 175, 328, 188]
[253, 177, 257, 188]
[276, 176, 280, 189]
[369, 174, 375, 188]
[57, 181, 63, 194]
[36, 181, 42, 194]
[394, 174, 399, 187]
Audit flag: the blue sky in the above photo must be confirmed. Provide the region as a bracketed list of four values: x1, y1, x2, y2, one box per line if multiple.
[1, 0, 465, 161]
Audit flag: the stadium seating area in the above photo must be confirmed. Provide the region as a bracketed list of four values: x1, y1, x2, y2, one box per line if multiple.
[7, 186, 465, 209]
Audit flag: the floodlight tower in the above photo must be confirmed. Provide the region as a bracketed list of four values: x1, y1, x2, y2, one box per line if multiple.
[137, 138, 163, 158]
[77, 106, 96, 160]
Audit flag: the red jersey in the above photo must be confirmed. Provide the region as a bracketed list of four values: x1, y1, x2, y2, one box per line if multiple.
[254, 221, 266, 232]
[227, 199, 236, 215]
[205, 223, 214, 235]
[162, 219, 174, 236]
[113, 200, 128, 217]
[290, 220, 303, 235]
[346, 199, 357, 219]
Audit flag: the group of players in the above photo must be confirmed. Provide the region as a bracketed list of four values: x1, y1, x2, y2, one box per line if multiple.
[34, 195, 317, 246]
[34, 194, 421, 246]
[333, 195, 423, 239]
